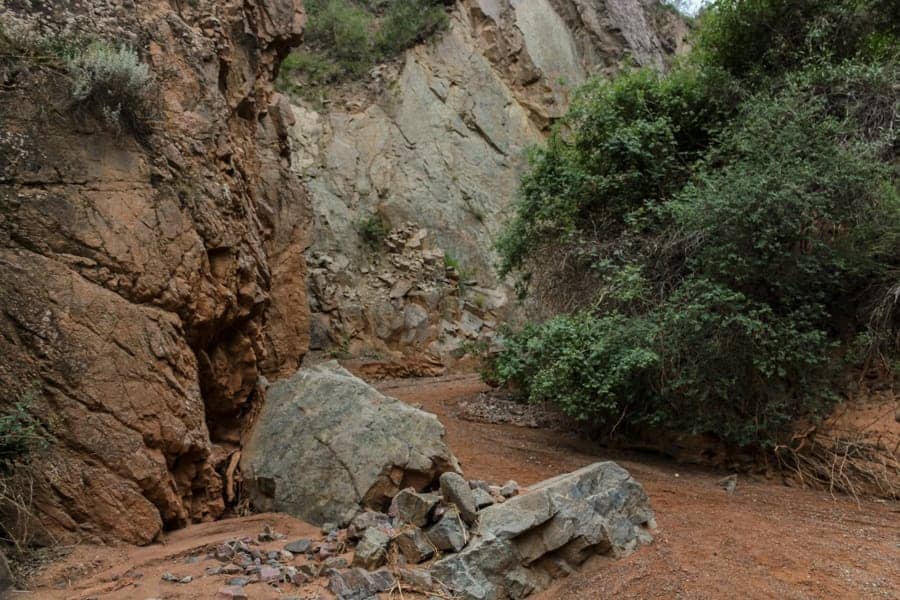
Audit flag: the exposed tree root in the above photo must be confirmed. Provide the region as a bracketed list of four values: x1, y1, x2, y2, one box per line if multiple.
[775, 420, 900, 502]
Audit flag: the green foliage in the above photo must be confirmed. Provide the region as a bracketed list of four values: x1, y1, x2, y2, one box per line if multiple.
[652, 279, 834, 445]
[0, 397, 47, 471]
[443, 251, 461, 272]
[277, 0, 448, 99]
[695, 0, 899, 80]
[495, 314, 659, 424]
[497, 64, 740, 277]
[66, 41, 154, 133]
[494, 0, 900, 448]
[0, 23, 153, 133]
[376, 0, 448, 55]
[276, 50, 341, 103]
[669, 83, 897, 315]
[357, 213, 389, 248]
[304, 0, 374, 76]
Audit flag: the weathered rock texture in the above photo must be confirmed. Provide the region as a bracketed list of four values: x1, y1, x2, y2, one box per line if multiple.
[241, 362, 460, 526]
[289, 0, 687, 364]
[430, 462, 655, 599]
[0, 0, 309, 543]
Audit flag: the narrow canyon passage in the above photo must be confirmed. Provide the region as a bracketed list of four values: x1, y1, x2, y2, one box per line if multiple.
[27, 374, 899, 599]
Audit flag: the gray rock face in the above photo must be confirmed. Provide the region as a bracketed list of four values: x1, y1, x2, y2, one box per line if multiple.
[241, 362, 460, 525]
[430, 462, 655, 600]
[426, 508, 468, 553]
[440, 472, 479, 524]
[290, 0, 688, 361]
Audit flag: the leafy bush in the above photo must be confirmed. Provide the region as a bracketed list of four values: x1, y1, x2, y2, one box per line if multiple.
[0, 399, 46, 471]
[497, 64, 740, 279]
[652, 279, 834, 445]
[376, 0, 448, 55]
[495, 314, 659, 423]
[695, 0, 900, 80]
[66, 42, 154, 133]
[494, 0, 900, 448]
[357, 213, 389, 247]
[304, 0, 374, 75]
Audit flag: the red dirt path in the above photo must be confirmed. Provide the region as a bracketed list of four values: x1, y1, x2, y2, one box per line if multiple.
[22, 374, 900, 599]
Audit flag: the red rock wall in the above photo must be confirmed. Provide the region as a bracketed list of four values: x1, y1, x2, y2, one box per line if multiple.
[0, 0, 309, 544]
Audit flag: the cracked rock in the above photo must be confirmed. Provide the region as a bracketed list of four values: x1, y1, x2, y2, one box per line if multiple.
[241, 362, 460, 526]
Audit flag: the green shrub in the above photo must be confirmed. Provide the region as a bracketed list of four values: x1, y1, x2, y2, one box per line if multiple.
[357, 213, 389, 247]
[494, 314, 659, 424]
[278, 0, 448, 99]
[497, 64, 740, 278]
[276, 50, 341, 100]
[668, 80, 897, 316]
[66, 42, 154, 133]
[695, 0, 900, 80]
[376, 0, 448, 55]
[0, 398, 46, 471]
[304, 0, 374, 75]
[651, 279, 834, 446]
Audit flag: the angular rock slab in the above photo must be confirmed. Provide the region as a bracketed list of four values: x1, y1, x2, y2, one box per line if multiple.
[430, 462, 655, 600]
[241, 361, 460, 525]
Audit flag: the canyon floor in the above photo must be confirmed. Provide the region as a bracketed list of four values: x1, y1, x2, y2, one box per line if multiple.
[22, 375, 900, 599]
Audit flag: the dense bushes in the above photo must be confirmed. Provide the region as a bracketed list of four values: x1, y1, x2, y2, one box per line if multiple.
[277, 0, 448, 100]
[494, 0, 899, 448]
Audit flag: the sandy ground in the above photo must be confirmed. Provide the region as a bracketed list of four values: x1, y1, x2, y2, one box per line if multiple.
[18, 374, 900, 600]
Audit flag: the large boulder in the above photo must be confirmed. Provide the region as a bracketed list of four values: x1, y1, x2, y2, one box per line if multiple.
[430, 462, 655, 600]
[241, 362, 460, 525]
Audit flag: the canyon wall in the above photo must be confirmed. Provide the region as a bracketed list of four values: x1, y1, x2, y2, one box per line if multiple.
[290, 0, 687, 367]
[0, 0, 685, 544]
[0, 0, 309, 544]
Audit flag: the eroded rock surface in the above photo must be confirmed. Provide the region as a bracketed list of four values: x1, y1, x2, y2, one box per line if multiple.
[289, 0, 688, 364]
[241, 362, 460, 525]
[0, 0, 309, 543]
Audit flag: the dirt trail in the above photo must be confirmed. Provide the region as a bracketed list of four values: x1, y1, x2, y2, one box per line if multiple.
[381, 375, 900, 600]
[22, 374, 900, 599]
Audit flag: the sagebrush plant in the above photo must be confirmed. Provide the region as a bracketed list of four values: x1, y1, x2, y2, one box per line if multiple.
[494, 0, 900, 448]
[66, 41, 154, 133]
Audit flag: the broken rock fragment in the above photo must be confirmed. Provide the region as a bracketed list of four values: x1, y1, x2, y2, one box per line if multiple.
[440, 471, 479, 524]
[392, 526, 435, 564]
[327, 567, 396, 600]
[391, 488, 441, 527]
[426, 507, 468, 552]
[352, 528, 391, 570]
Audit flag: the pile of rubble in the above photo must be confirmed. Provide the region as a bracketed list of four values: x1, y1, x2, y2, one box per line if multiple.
[193, 461, 654, 600]
[306, 222, 506, 369]
[236, 364, 656, 599]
